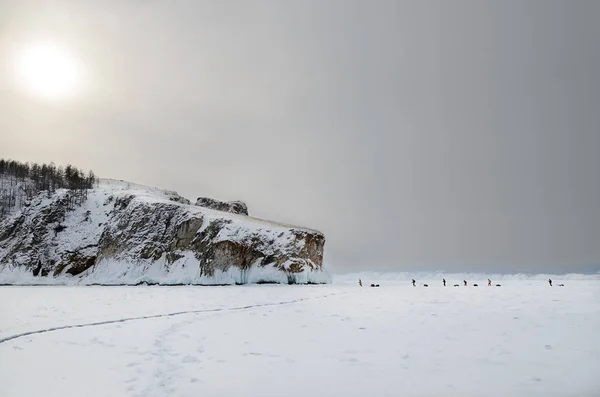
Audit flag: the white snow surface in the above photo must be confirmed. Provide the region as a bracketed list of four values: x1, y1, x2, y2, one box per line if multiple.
[1, 281, 599, 397]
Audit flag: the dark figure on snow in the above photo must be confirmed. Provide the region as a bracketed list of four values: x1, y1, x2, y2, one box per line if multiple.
[443, 279, 446, 286]
[463, 280, 467, 287]
[548, 279, 552, 286]
[358, 279, 362, 287]
[412, 279, 416, 287]
[488, 279, 491, 286]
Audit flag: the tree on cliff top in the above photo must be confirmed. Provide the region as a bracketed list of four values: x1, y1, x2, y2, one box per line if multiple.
[0, 158, 97, 218]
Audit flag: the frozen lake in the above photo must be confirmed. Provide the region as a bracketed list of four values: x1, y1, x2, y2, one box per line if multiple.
[1, 281, 599, 396]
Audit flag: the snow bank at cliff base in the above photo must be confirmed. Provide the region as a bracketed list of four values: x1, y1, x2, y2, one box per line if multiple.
[0, 257, 331, 285]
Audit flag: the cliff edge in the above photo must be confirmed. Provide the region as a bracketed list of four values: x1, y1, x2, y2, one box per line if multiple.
[0, 179, 328, 285]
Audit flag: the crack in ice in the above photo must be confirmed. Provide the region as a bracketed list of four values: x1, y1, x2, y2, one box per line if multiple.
[0, 293, 341, 345]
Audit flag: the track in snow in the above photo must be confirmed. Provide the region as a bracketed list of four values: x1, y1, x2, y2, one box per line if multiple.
[0, 293, 340, 345]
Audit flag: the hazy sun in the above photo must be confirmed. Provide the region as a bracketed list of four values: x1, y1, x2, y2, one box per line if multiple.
[15, 42, 82, 99]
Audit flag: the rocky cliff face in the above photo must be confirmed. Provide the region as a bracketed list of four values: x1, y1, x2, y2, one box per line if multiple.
[0, 179, 327, 285]
[195, 197, 248, 215]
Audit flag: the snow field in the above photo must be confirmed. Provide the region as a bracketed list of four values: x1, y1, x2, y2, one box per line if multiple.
[1, 282, 599, 397]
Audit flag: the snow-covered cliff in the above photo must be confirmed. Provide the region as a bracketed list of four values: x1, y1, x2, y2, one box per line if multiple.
[0, 179, 328, 285]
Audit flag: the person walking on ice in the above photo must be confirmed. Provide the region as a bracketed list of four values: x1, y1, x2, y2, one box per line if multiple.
[463, 280, 467, 286]
[548, 279, 552, 286]
[488, 279, 491, 286]
[443, 279, 446, 286]
[358, 279, 362, 287]
[412, 279, 416, 287]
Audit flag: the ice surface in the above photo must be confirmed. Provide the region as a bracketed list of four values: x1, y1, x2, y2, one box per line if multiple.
[1, 281, 599, 396]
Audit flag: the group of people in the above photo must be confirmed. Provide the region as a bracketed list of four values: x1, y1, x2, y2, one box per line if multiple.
[358, 278, 562, 287]
[410, 279, 496, 287]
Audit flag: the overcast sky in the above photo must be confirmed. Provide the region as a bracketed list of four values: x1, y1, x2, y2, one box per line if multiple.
[1, 0, 598, 273]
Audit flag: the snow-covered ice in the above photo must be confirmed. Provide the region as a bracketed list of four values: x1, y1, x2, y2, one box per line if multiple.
[1, 280, 599, 396]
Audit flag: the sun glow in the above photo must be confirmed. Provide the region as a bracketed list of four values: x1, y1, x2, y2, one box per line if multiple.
[15, 41, 82, 99]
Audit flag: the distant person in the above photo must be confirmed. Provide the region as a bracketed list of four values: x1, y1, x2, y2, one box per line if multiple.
[488, 279, 491, 286]
[443, 279, 446, 286]
[358, 279, 362, 287]
[548, 279, 552, 287]
[463, 280, 467, 287]
[412, 279, 416, 287]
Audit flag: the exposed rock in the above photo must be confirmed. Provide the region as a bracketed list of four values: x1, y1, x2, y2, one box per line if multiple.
[0, 179, 327, 285]
[164, 190, 191, 205]
[195, 197, 249, 216]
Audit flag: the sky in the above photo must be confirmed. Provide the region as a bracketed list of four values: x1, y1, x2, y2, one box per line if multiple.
[0, 0, 598, 273]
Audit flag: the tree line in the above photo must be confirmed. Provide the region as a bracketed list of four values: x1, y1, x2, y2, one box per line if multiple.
[0, 159, 97, 218]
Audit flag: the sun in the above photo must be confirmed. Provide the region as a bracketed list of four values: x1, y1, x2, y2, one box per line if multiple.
[15, 42, 82, 99]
